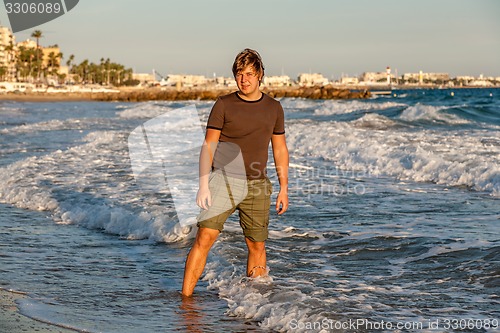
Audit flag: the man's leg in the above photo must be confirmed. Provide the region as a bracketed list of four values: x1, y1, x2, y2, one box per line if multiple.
[240, 178, 271, 277]
[182, 227, 220, 296]
[245, 237, 267, 277]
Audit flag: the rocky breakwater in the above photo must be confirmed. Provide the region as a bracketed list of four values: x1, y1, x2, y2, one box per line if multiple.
[264, 85, 370, 99]
[93, 85, 370, 102]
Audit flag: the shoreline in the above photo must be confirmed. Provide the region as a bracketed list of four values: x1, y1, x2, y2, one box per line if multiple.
[0, 92, 99, 102]
[0, 86, 371, 102]
[0, 288, 78, 333]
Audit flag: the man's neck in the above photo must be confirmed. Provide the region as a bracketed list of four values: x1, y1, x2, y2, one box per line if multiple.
[237, 91, 262, 102]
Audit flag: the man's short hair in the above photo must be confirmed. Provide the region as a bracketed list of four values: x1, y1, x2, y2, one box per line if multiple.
[232, 48, 265, 80]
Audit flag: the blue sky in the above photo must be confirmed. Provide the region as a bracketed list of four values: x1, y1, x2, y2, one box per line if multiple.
[1, 0, 499, 78]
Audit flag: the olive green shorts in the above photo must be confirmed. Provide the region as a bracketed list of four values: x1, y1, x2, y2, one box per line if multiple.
[197, 171, 272, 242]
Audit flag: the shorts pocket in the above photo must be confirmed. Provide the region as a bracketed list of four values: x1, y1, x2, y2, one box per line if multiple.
[265, 178, 273, 196]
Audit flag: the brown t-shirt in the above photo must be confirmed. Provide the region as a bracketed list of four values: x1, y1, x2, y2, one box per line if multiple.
[206, 92, 285, 179]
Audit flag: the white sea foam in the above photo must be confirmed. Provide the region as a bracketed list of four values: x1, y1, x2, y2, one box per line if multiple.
[279, 98, 316, 110]
[116, 101, 213, 119]
[278, 98, 407, 115]
[351, 113, 398, 129]
[399, 103, 470, 125]
[389, 239, 494, 265]
[286, 120, 500, 196]
[0, 130, 197, 243]
[0, 118, 91, 135]
[203, 260, 328, 332]
[313, 100, 406, 115]
[0, 104, 23, 115]
[117, 102, 171, 119]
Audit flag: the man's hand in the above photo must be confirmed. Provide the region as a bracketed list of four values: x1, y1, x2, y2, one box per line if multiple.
[276, 189, 288, 215]
[196, 187, 212, 210]
[271, 134, 289, 216]
[197, 129, 220, 210]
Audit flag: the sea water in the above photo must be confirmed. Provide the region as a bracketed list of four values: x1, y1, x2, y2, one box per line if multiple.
[0, 89, 498, 332]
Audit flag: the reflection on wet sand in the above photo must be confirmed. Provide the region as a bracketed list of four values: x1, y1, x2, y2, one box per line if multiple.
[179, 294, 205, 333]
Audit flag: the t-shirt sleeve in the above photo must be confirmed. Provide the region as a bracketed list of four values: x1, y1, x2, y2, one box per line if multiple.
[273, 102, 285, 135]
[206, 98, 224, 130]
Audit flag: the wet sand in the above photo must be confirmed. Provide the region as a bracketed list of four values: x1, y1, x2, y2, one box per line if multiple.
[0, 289, 77, 333]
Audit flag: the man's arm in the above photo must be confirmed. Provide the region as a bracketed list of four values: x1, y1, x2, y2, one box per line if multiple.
[197, 129, 221, 210]
[271, 134, 289, 215]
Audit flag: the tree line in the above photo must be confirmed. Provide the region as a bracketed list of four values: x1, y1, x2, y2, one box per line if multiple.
[0, 30, 136, 86]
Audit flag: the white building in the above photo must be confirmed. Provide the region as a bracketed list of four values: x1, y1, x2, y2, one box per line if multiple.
[340, 76, 359, 85]
[468, 77, 494, 87]
[17, 38, 37, 49]
[402, 71, 450, 84]
[455, 76, 475, 82]
[297, 73, 329, 87]
[132, 72, 155, 85]
[263, 75, 292, 87]
[215, 76, 237, 88]
[0, 81, 34, 92]
[160, 74, 207, 87]
[0, 25, 16, 81]
[360, 67, 395, 84]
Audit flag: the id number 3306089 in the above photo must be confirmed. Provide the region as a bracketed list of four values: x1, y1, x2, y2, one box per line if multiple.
[5, 2, 62, 14]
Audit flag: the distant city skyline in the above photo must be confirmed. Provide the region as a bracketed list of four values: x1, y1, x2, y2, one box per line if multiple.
[1, 0, 499, 78]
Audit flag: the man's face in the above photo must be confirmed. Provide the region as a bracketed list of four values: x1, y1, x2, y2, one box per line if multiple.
[235, 65, 261, 97]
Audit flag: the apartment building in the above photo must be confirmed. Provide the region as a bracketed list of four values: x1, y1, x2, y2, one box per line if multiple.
[360, 67, 395, 84]
[297, 73, 329, 87]
[402, 71, 450, 84]
[0, 25, 16, 81]
[263, 75, 292, 87]
[161, 74, 207, 87]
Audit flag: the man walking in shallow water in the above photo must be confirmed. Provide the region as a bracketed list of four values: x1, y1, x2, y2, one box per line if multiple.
[182, 48, 289, 297]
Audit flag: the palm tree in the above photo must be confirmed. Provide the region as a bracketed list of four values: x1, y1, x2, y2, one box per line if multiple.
[47, 52, 60, 77]
[31, 30, 43, 80]
[0, 66, 7, 81]
[66, 54, 75, 68]
[65, 54, 75, 83]
[79, 59, 89, 83]
[4, 41, 15, 81]
[105, 58, 110, 85]
[31, 30, 43, 48]
[16, 46, 34, 81]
